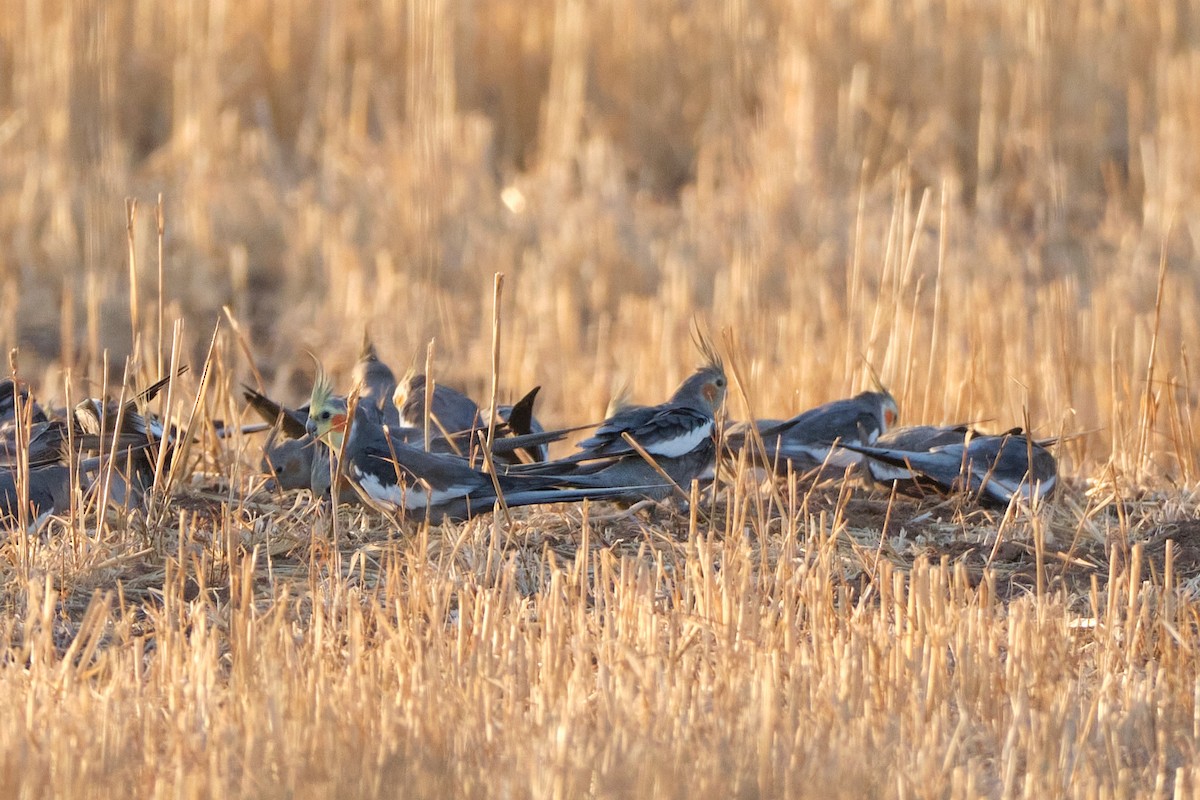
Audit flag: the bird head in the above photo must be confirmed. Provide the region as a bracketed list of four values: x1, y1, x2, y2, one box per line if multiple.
[672, 333, 727, 414]
[392, 369, 422, 415]
[351, 337, 396, 400]
[73, 398, 108, 434]
[306, 366, 350, 450]
[880, 392, 899, 431]
[698, 367, 727, 412]
[261, 438, 305, 490]
[861, 363, 899, 430]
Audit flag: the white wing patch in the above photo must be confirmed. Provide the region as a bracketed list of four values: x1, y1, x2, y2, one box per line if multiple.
[355, 470, 412, 508]
[771, 443, 861, 468]
[988, 473, 1056, 503]
[868, 463, 915, 481]
[352, 466, 479, 511]
[824, 447, 863, 468]
[1030, 474, 1056, 500]
[643, 421, 712, 458]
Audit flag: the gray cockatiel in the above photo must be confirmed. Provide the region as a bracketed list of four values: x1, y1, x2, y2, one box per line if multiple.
[513, 340, 727, 502]
[350, 339, 401, 427]
[392, 372, 485, 439]
[861, 424, 976, 487]
[306, 370, 632, 520]
[846, 429, 1058, 507]
[6, 371, 190, 512]
[241, 385, 329, 494]
[245, 341, 398, 500]
[0, 441, 166, 527]
[0, 379, 47, 431]
[0, 464, 72, 525]
[395, 375, 553, 464]
[727, 390, 899, 475]
[0, 371, 183, 469]
[247, 386, 567, 501]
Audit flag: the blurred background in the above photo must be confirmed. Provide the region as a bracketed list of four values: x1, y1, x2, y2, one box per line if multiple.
[1, 0, 1198, 481]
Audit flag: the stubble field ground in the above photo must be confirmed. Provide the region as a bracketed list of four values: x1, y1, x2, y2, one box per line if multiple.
[2, 1, 1200, 797]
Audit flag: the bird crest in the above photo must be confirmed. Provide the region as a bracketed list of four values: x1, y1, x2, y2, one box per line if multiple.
[861, 356, 889, 394]
[674, 322, 726, 412]
[359, 328, 377, 361]
[690, 322, 724, 376]
[859, 355, 897, 428]
[309, 360, 334, 416]
[307, 359, 350, 446]
[605, 382, 634, 418]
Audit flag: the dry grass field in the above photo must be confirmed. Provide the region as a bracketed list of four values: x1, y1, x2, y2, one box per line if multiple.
[2, 0, 1200, 796]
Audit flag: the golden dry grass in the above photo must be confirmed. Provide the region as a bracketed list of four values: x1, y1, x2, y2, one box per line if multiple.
[2, 0, 1200, 796]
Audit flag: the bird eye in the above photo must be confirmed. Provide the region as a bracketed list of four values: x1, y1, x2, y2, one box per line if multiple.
[320, 410, 331, 420]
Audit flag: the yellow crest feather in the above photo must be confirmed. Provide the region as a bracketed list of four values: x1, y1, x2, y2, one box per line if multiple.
[308, 358, 334, 416]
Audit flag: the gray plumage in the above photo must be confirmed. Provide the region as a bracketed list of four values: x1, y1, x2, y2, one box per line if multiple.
[0, 445, 163, 527]
[351, 341, 401, 426]
[243, 386, 309, 438]
[0, 371, 181, 470]
[258, 428, 319, 491]
[493, 386, 550, 462]
[72, 381, 179, 498]
[0, 464, 72, 524]
[245, 338, 399, 436]
[250, 396, 561, 503]
[395, 376, 554, 464]
[515, 355, 727, 502]
[0, 379, 47, 430]
[0, 373, 186, 513]
[393, 372, 485, 437]
[847, 430, 1058, 507]
[0, 420, 71, 468]
[309, 396, 622, 521]
[728, 390, 899, 474]
[864, 425, 975, 484]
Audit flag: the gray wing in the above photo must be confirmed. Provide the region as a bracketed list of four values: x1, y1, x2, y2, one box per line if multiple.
[757, 399, 883, 447]
[875, 424, 973, 451]
[853, 435, 1057, 505]
[395, 374, 485, 435]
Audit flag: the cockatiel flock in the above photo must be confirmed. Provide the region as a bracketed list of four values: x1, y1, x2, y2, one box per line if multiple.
[0, 334, 1059, 526]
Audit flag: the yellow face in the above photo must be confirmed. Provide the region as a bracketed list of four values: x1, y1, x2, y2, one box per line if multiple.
[308, 368, 350, 450]
[310, 402, 349, 450]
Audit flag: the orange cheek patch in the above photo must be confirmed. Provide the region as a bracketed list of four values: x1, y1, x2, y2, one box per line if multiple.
[332, 414, 348, 432]
[885, 410, 897, 427]
[703, 385, 717, 403]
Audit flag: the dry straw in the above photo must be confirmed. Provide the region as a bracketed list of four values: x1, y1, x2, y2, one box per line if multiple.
[0, 0, 1198, 796]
